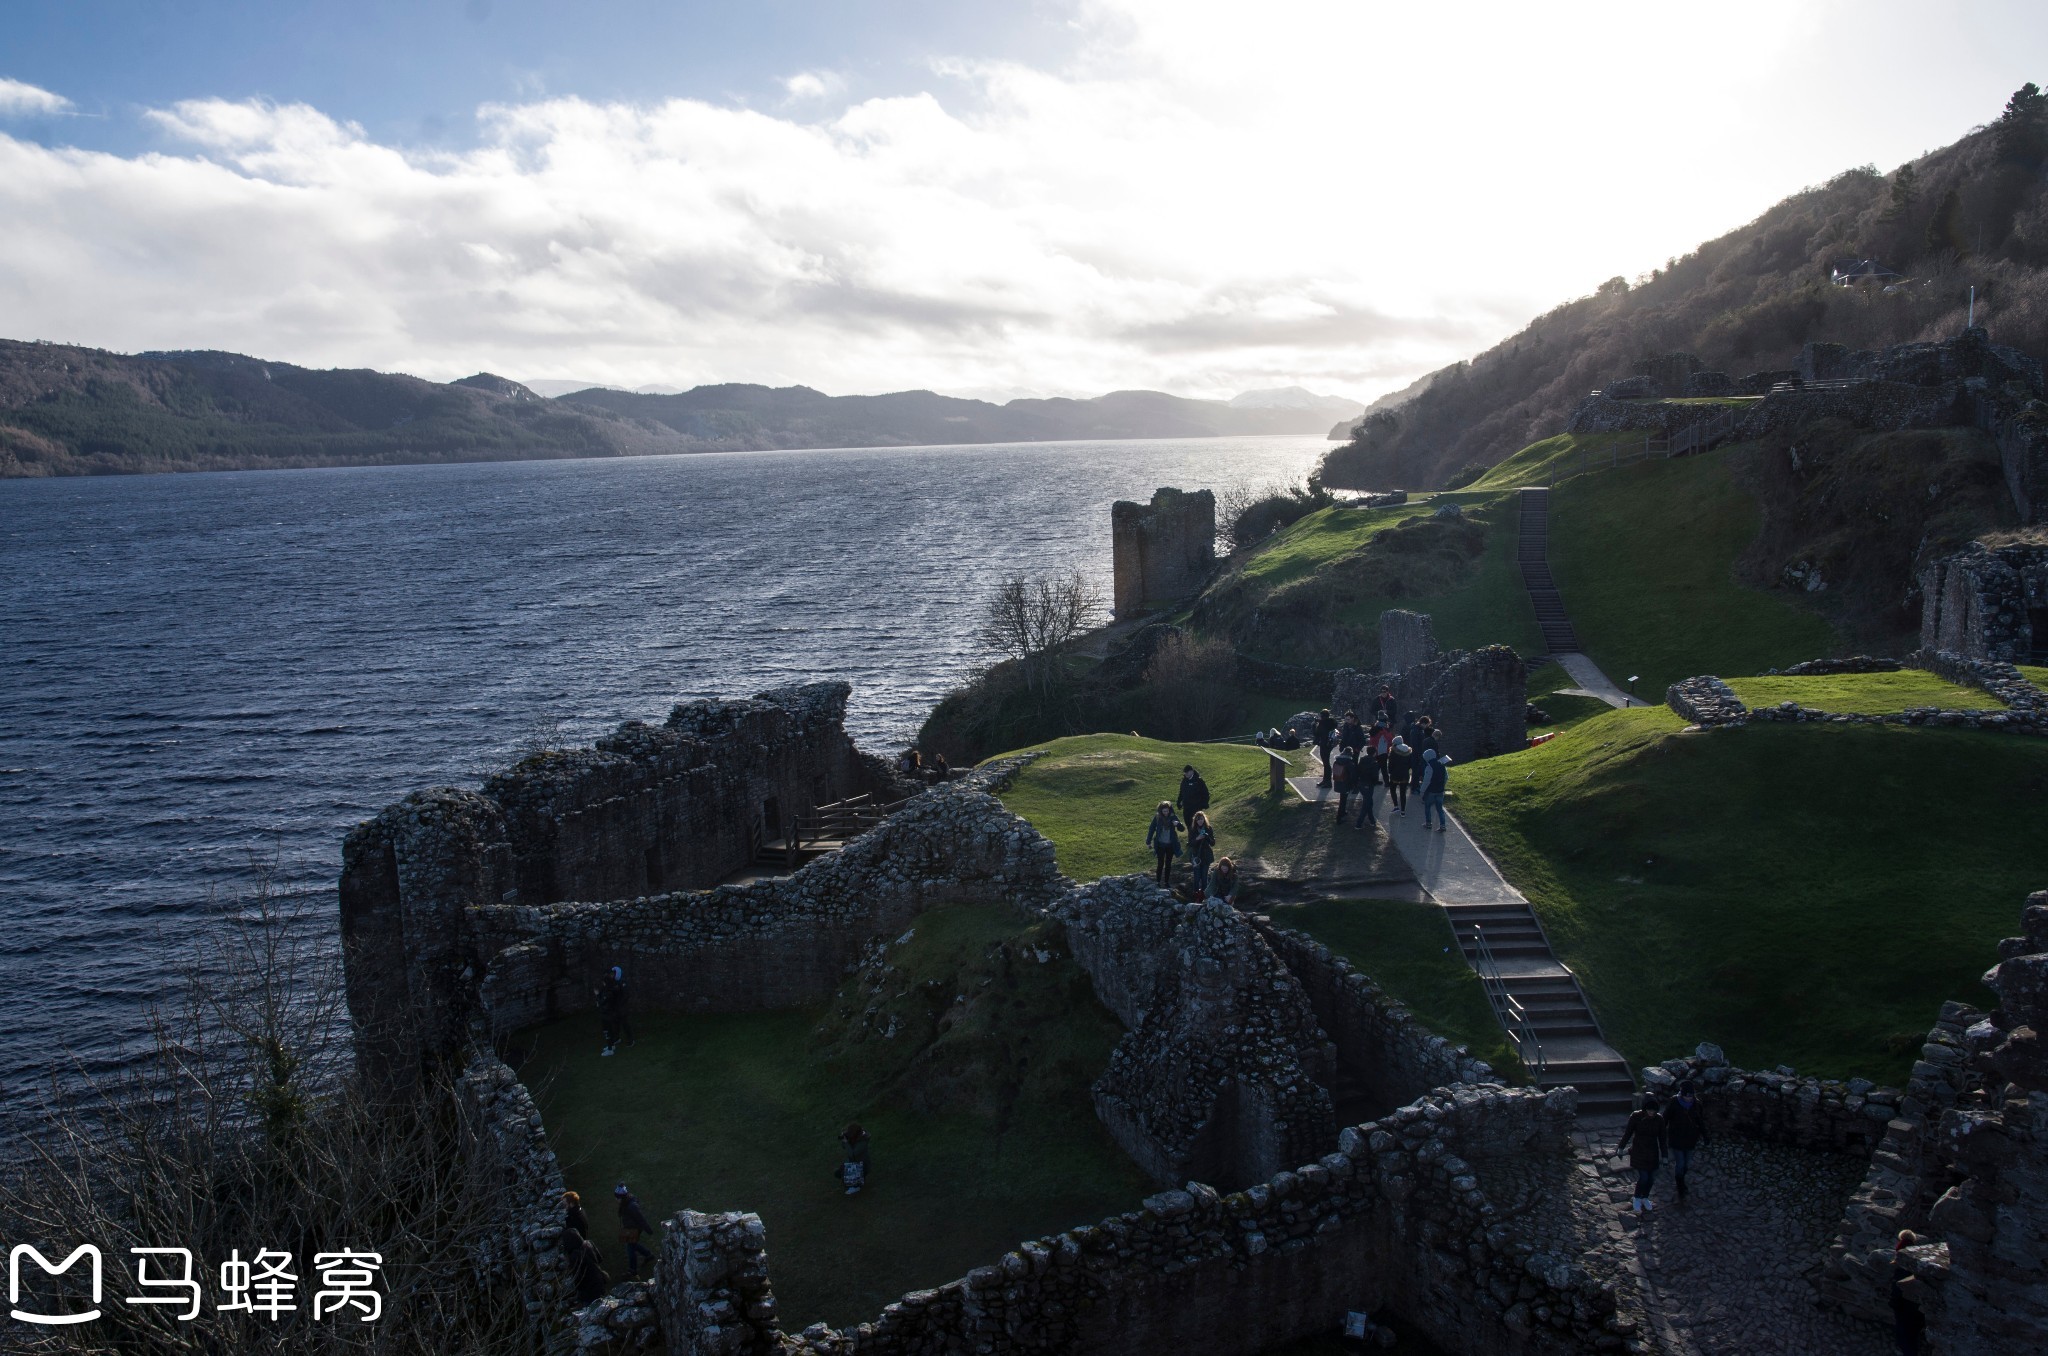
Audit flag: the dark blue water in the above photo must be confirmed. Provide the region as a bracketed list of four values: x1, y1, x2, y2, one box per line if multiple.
[0, 435, 1323, 1113]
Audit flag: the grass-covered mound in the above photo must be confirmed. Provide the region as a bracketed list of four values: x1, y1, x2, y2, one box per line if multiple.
[522, 903, 1149, 1328]
[1547, 446, 1838, 694]
[1265, 899, 1521, 1077]
[1190, 492, 1541, 664]
[1450, 705, 2048, 1084]
[1725, 670, 1999, 714]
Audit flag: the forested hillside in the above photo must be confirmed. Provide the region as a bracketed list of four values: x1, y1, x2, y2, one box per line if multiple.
[1324, 85, 2048, 489]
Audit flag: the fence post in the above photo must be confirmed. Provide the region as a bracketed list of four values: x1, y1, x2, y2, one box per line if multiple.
[1267, 749, 1290, 795]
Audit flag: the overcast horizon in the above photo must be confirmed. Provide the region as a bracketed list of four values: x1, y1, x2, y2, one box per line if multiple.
[4, 0, 2046, 403]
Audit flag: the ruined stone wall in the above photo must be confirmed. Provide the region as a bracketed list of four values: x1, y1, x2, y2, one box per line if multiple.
[660, 1086, 1621, 1356]
[1664, 665, 2044, 736]
[1664, 675, 1746, 726]
[339, 683, 882, 1083]
[472, 777, 1064, 1034]
[1111, 487, 1216, 617]
[1377, 608, 1440, 675]
[1919, 538, 2048, 662]
[1642, 1045, 1902, 1155]
[1055, 880, 1338, 1190]
[1331, 643, 1527, 762]
[1253, 920, 1499, 1112]
[1994, 402, 2048, 523]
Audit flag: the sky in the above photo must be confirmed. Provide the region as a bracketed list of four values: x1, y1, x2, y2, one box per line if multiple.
[2, 0, 2045, 401]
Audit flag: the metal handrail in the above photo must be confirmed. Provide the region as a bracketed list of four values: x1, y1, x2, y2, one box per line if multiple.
[1469, 924, 1547, 1079]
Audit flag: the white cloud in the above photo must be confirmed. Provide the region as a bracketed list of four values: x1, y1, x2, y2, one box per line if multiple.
[0, 2, 2037, 399]
[781, 70, 846, 103]
[0, 78, 72, 117]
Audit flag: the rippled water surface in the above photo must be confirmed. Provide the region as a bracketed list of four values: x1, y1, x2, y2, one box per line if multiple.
[0, 435, 1324, 1113]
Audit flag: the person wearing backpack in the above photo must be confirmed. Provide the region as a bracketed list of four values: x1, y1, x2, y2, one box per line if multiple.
[1331, 744, 1359, 828]
[1186, 810, 1216, 894]
[1418, 750, 1452, 832]
[1145, 801, 1183, 886]
[1313, 709, 1338, 786]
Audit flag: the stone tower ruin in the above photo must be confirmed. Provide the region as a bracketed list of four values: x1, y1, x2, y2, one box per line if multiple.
[1111, 487, 1216, 618]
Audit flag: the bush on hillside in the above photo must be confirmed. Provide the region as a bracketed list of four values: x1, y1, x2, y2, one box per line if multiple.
[1218, 475, 1333, 553]
[1138, 632, 1243, 742]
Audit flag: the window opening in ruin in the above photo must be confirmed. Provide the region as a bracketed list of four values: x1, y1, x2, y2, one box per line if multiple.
[762, 796, 781, 840]
[2028, 607, 2048, 663]
[643, 844, 663, 892]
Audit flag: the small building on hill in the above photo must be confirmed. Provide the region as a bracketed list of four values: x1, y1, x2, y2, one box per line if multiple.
[1830, 258, 1904, 288]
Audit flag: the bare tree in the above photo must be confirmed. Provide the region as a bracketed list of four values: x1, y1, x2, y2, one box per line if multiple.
[1141, 632, 1244, 741]
[975, 569, 1104, 700]
[0, 867, 529, 1354]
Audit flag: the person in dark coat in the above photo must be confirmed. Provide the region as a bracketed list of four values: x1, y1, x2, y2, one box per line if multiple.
[614, 1183, 655, 1278]
[1369, 720, 1392, 784]
[1371, 685, 1398, 728]
[1186, 811, 1216, 894]
[571, 1236, 610, 1305]
[1351, 742, 1380, 829]
[1145, 801, 1183, 886]
[563, 1190, 591, 1243]
[1664, 1080, 1708, 1199]
[1417, 750, 1452, 832]
[1384, 739, 1414, 814]
[597, 966, 633, 1056]
[837, 1122, 871, 1195]
[1177, 766, 1211, 821]
[1618, 1096, 1667, 1214]
[1336, 711, 1366, 758]
[1313, 709, 1338, 787]
[1890, 1230, 1927, 1355]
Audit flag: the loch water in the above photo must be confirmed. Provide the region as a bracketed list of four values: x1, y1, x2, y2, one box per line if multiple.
[0, 434, 1325, 1116]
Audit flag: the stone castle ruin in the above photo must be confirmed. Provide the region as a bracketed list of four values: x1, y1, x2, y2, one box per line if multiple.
[1325, 610, 1528, 763]
[1920, 534, 2048, 664]
[1112, 487, 1216, 617]
[341, 678, 2047, 1355]
[1567, 329, 2048, 525]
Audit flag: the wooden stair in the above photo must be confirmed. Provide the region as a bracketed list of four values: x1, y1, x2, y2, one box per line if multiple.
[1517, 488, 1580, 655]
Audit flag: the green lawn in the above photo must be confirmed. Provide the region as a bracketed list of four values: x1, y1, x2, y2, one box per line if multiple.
[994, 735, 1303, 882]
[1547, 446, 1839, 694]
[522, 903, 1150, 1328]
[1266, 899, 1522, 1079]
[1526, 660, 1619, 731]
[1451, 705, 2048, 1084]
[1466, 432, 1644, 492]
[1239, 501, 1446, 592]
[1726, 671, 2000, 714]
[2019, 665, 2048, 691]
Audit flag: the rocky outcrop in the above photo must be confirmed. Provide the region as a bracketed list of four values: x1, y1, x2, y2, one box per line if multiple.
[1112, 487, 1216, 617]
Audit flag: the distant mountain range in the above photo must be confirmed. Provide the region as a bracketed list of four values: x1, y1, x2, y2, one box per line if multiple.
[0, 339, 1359, 477]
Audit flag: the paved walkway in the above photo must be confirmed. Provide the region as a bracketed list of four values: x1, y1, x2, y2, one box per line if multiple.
[1553, 651, 1634, 708]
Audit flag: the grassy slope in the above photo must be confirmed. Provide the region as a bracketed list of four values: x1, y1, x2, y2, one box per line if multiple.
[1237, 494, 1540, 656]
[524, 904, 1149, 1328]
[1451, 705, 2048, 1084]
[1465, 432, 1639, 492]
[1726, 671, 2000, 714]
[1266, 899, 1521, 1077]
[1547, 445, 1837, 694]
[2020, 665, 2048, 690]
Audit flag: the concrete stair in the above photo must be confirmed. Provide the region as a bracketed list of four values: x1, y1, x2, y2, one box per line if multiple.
[1517, 488, 1581, 654]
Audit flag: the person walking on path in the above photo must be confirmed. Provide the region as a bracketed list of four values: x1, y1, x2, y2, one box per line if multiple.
[836, 1122, 871, 1195]
[1385, 739, 1414, 815]
[1187, 811, 1216, 894]
[614, 1184, 655, 1278]
[1890, 1230, 1927, 1355]
[1369, 720, 1392, 784]
[1372, 685, 1398, 728]
[1618, 1096, 1668, 1215]
[597, 966, 634, 1056]
[1313, 709, 1338, 786]
[1337, 710, 1367, 760]
[1417, 750, 1452, 832]
[1145, 801, 1183, 886]
[1208, 856, 1239, 906]
[1352, 743, 1381, 830]
[1664, 1080, 1708, 1199]
[1177, 765, 1210, 823]
[1331, 743, 1359, 827]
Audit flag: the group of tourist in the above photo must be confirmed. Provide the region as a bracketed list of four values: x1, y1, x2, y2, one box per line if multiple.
[560, 1184, 657, 1302]
[1143, 764, 1241, 906]
[1311, 687, 1455, 834]
[895, 748, 953, 784]
[1617, 1080, 1711, 1213]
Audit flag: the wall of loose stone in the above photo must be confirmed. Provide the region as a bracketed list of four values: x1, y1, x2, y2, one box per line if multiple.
[1112, 487, 1217, 617]
[1918, 539, 2048, 662]
[1253, 919, 1498, 1113]
[667, 1085, 1624, 1356]
[1641, 1045, 1900, 1155]
[1331, 643, 1527, 762]
[1377, 609, 1440, 675]
[1055, 880, 1338, 1191]
[1664, 675, 1746, 725]
[473, 774, 1064, 1034]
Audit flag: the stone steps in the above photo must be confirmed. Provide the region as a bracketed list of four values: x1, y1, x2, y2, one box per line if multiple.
[1517, 487, 1581, 653]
